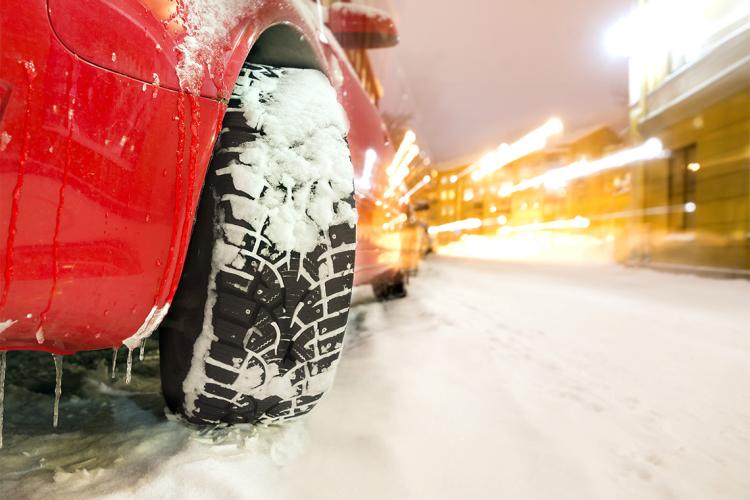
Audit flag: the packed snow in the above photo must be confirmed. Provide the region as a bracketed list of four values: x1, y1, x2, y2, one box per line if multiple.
[0, 131, 11, 152]
[173, 0, 332, 93]
[1, 257, 749, 499]
[122, 304, 170, 350]
[222, 67, 356, 254]
[174, 0, 260, 93]
[0, 319, 15, 336]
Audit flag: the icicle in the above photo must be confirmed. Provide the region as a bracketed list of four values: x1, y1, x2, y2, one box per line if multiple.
[52, 354, 62, 428]
[139, 339, 146, 361]
[125, 348, 133, 385]
[111, 347, 118, 380]
[0, 352, 6, 449]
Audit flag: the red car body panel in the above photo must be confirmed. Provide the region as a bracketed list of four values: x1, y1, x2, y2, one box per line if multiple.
[0, 0, 407, 354]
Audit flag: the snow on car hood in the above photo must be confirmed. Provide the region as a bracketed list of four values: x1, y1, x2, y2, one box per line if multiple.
[174, 0, 327, 93]
[175, 0, 260, 93]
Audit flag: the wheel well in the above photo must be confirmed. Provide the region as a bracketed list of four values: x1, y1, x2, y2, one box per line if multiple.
[247, 23, 324, 71]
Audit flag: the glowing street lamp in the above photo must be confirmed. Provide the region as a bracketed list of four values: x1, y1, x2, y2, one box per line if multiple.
[603, 1, 750, 61]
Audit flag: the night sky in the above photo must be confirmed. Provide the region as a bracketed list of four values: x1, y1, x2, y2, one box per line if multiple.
[370, 0, 631, 166]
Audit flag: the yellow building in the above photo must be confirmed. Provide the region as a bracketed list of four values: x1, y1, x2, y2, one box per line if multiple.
[626, 0, 750, 272]
[412, 1, 750, 273]
[428, 167, 463, 242]
[419, 127, 624, 241]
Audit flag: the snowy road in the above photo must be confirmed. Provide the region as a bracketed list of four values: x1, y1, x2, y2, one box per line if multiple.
[2, 257, 750, 499]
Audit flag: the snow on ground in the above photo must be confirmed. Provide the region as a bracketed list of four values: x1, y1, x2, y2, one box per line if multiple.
[1, 256, 750, 499]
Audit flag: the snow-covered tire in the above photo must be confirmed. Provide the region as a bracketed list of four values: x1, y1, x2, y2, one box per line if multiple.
[159, 64, 357, 425]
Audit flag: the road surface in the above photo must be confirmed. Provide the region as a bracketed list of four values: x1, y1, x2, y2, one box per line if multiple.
[1, 257, 749, 499]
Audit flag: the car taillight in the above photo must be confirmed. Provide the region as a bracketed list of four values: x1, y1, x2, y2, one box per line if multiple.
[47, 0, 181, 90]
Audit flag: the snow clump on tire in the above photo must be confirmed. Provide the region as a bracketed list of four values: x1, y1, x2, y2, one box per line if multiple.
[223, 65, 357, 253]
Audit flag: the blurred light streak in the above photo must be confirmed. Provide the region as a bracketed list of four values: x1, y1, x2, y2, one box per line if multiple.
[428, 218, 482, 235]
[429, 215, 588, 236]
[356, 148, 378, 191]
[400, 175, 432, 204]
[387, 130, 416, 176]
[428, 202, 696, 237]
[498, 216, 590, 235]
[382, 213, 408, 231]
[464, 118, 564, 181]
[395, 145, 420, 182]
[437, 233, 613, 263]
[386, 130, 420, 197]
[502, 138, 665, 195]
[585, 202, 697, 221]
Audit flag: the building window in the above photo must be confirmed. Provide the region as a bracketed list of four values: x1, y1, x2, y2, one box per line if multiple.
[463, 188, 474, 202]
[613, 173, 632, 194]
[668, 144, 697, 230]
[440, 190, 456, 201]
[440, 206, 456, 217]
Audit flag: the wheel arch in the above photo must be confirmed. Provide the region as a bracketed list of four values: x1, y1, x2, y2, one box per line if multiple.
[246, 23, 325, 72]
[168, 20, 332, 312]
[217, 14, 331, 102]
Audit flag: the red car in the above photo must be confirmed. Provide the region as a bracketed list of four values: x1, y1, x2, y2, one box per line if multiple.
[0, 0, 412, 425]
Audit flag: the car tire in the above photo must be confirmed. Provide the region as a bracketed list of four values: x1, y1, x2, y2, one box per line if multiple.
[159, 63, 357, 425]
[372, 271, 407, 301]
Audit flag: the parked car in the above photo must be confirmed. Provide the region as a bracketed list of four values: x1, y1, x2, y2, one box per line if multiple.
[0, 0, 414, 425]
